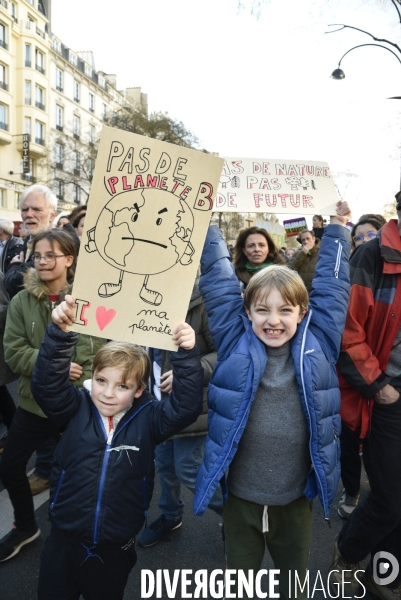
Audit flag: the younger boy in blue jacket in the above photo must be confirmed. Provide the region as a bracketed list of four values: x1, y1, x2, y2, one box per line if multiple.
[194, 201, 351, 599]
[30, 295, 203, 600]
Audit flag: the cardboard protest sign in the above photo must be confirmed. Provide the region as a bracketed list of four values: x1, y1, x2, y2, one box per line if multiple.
[215, 158, 338, 214]
[70, 126, 224, 350]
[283, 217, 308, 237]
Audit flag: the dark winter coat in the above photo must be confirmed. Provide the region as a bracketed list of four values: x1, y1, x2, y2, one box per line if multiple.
[0, 235, 24, 274]
[0, 273, 18, 386]
[159, 280, 216, 436]
[31, 323, 203, 545]
[287, 238, 321, 292]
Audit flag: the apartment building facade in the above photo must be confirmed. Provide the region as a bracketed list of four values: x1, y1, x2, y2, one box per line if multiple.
[0, 0, 147, 221]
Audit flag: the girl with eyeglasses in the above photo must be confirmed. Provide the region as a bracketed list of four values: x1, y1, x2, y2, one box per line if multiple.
[350, 218, 382, 254]
[0, 229, 104, 563]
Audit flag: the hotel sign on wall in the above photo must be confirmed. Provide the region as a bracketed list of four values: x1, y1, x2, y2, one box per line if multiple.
[22, 134, 30, 174]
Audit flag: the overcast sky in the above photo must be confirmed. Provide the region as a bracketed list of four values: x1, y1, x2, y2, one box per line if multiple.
[51, 0, 401, 220]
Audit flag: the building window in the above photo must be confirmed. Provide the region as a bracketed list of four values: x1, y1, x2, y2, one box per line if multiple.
[27, 0, 34, 5]
[85, 64, 92, 78]
[73, 115, 80, 138]
[11, 3, 17, 23]
[55, 143, 63, 169]
[35, 85, 44, 110]
[25, 44, 31, 68]
[89, 124, 95, 145]
[0, 189, 5, 208]
[73, 184, 80, 204]
[89, 93, 94, 113]
[52, 38, 60, 53]
[69, 52, 77, 66]
[25, 117, 31, 135]
[27, 16, 34, 30]
[88, 158, 94, 179]
[56, 68, 63, 92]
[0, 103, 8, 131]
[25, 81, 31, 105]
[73, 81, 80, 103]
[14, 192, 20, 210]
[56, 105, 63, 131]
[35, 50, 45, 75]
[55, 180, 63, 199]
[102, 103, 107, 120]
[35, 120, 44, 145]
[72, 151, 80, 175]
[0, 64, 7, 91]
[0, 23, 7, 51]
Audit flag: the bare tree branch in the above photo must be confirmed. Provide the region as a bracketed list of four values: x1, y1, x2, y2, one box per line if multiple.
[326, 24, 401, 55]
[391, 0, 401, 23]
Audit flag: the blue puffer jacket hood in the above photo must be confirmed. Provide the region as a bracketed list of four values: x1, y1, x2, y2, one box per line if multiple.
[194, 224, 350, 519]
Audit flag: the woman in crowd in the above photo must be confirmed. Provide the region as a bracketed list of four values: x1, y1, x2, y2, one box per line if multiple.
[233, 226, 285, 289]
[73, 212, 86, 240]
[312, 214, 325, 240]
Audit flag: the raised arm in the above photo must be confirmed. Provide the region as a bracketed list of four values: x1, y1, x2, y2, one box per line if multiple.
[151, 323, 204, 444]
[31, 300, 82, 428]
[200, 226, 246, 358]
[307, 201, 351, 363]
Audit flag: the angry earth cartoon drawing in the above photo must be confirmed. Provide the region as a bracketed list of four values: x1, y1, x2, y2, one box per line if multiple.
[85, 188, 195, 306]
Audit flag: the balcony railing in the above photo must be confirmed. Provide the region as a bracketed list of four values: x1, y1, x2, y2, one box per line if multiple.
[56, 85, 63, 92]
[56, 124, 63, 132]
[21, 173, 36, 182]
[0, 39, 8, 50]
[35, 137, 45, 145]
[35, 64, 45, 75]
[35, 101, 45, 110]
[73, 97, 79, 103]
[56, 162, 63, 170]
[0, 81, 8, 91]
[25, 59, 31, 68]
[0, 122, 9, 131]
[73, 133, 80, 140]
[12, 16, 18, 23]
[74, 168, 80, 176]
[89, 107, 94, 113]
[36, 27, 45, 39]
[25, 96, 31, 104]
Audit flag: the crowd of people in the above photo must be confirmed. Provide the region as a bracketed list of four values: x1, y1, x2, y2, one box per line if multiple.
[0, 185, 399, 600]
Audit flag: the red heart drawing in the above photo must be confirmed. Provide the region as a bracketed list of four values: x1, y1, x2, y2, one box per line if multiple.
[96, 306, 116, 331]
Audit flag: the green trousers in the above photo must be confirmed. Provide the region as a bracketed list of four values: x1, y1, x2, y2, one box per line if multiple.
[223, 493, 313, 599]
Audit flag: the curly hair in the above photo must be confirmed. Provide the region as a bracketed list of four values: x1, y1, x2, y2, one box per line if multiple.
[233, 227, 281, 270]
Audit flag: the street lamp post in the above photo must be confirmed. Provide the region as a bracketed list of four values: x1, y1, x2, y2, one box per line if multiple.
[327, 17, 401, 191]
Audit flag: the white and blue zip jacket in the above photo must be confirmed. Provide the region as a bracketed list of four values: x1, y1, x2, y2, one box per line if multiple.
[31, 323, 203, 546]
[194, 224, 350, 519]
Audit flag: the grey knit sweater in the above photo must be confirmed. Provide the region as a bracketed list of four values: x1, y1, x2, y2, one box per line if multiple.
[228, 342, 311, 505]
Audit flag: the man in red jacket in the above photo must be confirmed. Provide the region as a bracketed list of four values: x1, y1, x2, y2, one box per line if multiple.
[331, 193, 401, 599]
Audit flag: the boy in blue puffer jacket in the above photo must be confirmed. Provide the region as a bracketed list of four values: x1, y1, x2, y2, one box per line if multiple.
[30, 295, 203, 600]
[194, 201, 351, 599]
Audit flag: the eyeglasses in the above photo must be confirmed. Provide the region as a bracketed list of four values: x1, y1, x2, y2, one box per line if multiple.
[33, 253, 66, 264]
[353, 231, 377, 244]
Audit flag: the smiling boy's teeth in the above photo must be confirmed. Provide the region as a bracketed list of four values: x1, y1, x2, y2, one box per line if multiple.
[266, 329, 282, 334]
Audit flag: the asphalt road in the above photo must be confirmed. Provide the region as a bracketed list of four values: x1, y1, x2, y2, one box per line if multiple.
[0, 381, 371, 600]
